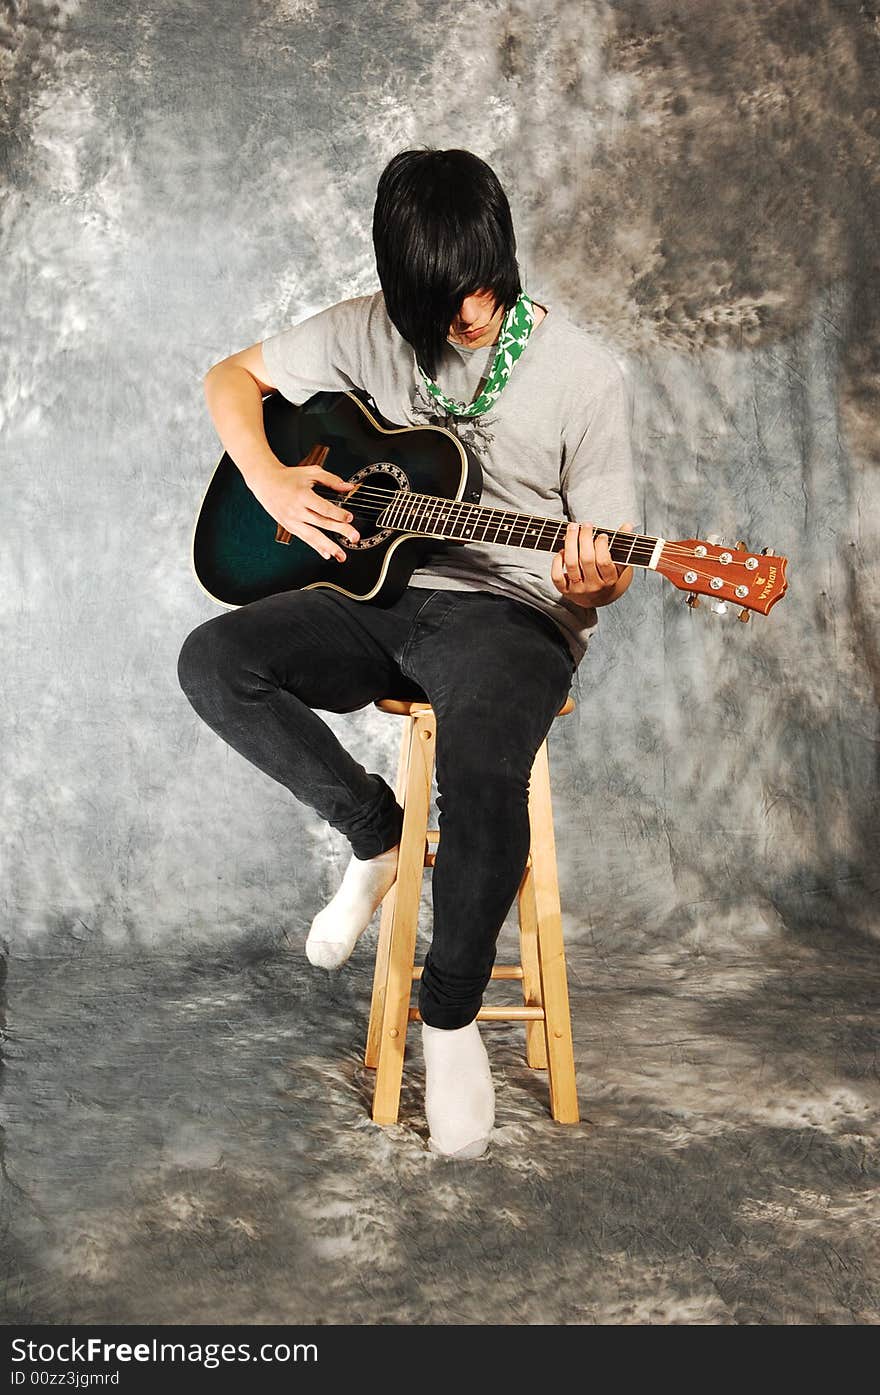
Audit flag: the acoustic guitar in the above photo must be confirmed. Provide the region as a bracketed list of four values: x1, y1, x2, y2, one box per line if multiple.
[192, 389, 788, 620]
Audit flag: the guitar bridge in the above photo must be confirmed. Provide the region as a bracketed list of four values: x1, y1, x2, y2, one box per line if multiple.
[274, 442, 330, 545]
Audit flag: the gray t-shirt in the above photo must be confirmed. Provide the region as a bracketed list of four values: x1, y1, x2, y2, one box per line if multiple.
[261, 291, 640, 665]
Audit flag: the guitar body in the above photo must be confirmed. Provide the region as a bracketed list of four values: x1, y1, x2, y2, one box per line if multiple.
[192, 390, 483, 608]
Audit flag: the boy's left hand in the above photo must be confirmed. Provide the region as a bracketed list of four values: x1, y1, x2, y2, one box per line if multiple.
[551, 521, 636, 606]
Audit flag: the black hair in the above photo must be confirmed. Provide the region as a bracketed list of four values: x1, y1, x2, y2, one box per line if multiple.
[372, 147, 522, 379]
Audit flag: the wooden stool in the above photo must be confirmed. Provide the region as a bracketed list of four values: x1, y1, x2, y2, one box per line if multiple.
[364, 696, 579, 1127]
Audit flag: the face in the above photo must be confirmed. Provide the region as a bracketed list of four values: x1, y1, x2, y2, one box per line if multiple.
[447, 288, 505, 348]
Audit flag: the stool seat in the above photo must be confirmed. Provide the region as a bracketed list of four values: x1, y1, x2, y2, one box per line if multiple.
[364, 691, 580, 1129]
[375, 695, 576, 718]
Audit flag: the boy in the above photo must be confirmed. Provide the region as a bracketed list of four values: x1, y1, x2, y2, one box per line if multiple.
[178, 147, 638, 1158]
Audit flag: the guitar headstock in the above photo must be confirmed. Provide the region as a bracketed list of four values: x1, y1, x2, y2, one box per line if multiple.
[656, 536, 788, 620]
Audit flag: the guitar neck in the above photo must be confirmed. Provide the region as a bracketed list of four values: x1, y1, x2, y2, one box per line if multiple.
[378, 491, 663, 569]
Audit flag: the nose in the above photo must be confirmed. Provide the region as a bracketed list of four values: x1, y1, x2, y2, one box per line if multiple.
[457, 295, 479, 325]
[456, 292, 489, 327]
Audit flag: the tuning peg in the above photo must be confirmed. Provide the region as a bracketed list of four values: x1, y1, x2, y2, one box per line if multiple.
[685, 593, 701, 609]
[710, 601, 729, 616]
[735, 540, 748, 550]
[760, 547, 775, 556]
[738, 608, 751, 623]
[706, 532, 723, 546]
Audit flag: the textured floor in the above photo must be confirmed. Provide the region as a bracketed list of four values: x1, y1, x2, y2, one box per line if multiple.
[2, 925, 878, 1326]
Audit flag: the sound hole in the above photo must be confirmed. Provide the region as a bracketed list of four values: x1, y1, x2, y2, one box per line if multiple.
[344, 461, 410, 551]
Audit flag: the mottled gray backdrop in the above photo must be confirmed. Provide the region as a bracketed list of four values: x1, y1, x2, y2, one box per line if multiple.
[1, 0, 878, 1325]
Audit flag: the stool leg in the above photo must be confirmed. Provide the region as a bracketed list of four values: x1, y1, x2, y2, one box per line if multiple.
[524, 739, 579, 1124]
[517, 857, 548, 1069]
[365, 717, 412, 1069]
[371, 709, 435, 1125]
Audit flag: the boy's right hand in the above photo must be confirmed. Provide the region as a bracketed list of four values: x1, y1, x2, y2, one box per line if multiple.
[249, 461, 360, 562]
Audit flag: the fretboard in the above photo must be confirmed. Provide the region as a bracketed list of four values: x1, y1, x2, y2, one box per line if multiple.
[379, 491, 661, 568]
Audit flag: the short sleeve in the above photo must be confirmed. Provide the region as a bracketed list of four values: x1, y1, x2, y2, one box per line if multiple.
[260, 295, 373, 404]
[560, 360, 641, 532]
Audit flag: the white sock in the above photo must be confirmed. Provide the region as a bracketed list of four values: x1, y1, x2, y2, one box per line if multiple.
[422, 1019, 495, 1158]
[305, 843, 399, 969]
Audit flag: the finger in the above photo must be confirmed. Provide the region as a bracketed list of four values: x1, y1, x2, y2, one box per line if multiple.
[591, 531, 619, 586]
[292, 523, 348, 563]
[550, 549, 569, 591]
[577, 523, 605, 588]
[304, 501, 360, 543]
[603, 521, 637, 575]
[316, 468, 357, 492]
[564, 521, 584, 581]
[310, 496, 357, 528]
[604, 521, 633, 563]
[309, 481, 358, 524]
[573, 521, 606, 588]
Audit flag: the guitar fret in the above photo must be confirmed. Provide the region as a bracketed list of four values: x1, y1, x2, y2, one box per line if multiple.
[459, 499, 475, 539]
[385, 490, 406, 529]
[380, 491, 661, 570]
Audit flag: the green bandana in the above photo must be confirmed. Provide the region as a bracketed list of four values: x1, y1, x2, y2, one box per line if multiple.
[420, 291, 537, 417]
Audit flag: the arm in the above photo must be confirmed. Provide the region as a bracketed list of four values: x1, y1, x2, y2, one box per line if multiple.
[203, 343, 283, 493]
[202, 323, 362, 561]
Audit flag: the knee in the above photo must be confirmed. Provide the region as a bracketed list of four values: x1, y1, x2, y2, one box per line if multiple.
[176, 615, 242, 706]
[436, 723, 536, 794]
[437, 755, 531, 815]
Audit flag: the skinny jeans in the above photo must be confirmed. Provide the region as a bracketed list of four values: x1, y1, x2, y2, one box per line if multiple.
[176, 583, 576, 1028]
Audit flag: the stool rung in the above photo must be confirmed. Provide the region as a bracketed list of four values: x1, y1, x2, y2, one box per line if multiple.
[408, 1005, 545, 1023]
[411, 965, 524, 981]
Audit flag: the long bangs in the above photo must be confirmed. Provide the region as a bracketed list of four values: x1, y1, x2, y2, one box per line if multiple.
[372, 148, 521, 380]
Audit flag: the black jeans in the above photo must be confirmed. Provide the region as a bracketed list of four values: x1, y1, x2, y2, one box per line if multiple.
[176, 583, 576, 1029]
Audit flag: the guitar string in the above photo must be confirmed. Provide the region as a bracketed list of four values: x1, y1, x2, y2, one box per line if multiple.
[308, 507, 753, 583]
[313, 482, 672, 552]
[304, 483, 764, 571]
[306, 483, 761, 562]
[314, 498, 659, 561]
[300, 503, 756, 591]
[310, 477, 710, 561]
